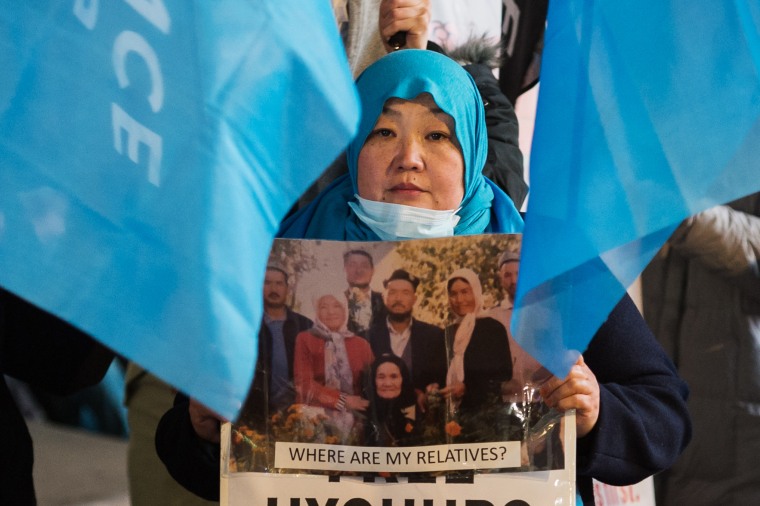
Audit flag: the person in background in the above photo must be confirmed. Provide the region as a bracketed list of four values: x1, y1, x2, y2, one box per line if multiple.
[642, 193, 760, 506]
[334, 0, 431, 77]
[124, 363, 218, 506]
[1, 288, 114, 505]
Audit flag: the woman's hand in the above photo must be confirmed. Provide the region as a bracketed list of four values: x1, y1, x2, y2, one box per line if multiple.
[416, 388, 428, 413]
[379, 0, 430, 52]
[539, 356, 600, 438]
[346, 395, 370, 412]
[438, 382, 465, 400]
[189, 398, 227, 444]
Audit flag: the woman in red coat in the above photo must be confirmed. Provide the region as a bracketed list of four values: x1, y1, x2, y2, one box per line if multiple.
[294, 290, 374, 442]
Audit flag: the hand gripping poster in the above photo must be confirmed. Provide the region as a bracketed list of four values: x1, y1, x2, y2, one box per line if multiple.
[221, 234, 576, 505]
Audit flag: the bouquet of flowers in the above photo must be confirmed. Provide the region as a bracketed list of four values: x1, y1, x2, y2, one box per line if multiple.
[230, 404, 346, 473]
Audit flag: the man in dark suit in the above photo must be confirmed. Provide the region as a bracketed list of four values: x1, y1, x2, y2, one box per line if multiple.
[366, 269, 447, 408]
[343, 249, 385, 337]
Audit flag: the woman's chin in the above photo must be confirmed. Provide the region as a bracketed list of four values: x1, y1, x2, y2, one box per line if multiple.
[385, 193, 433, 209]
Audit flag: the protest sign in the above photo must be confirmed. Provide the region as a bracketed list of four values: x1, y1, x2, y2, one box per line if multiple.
[221, 235, 575, 505]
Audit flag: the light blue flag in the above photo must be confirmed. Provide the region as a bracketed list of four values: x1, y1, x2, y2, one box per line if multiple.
[0, 1, 358, 419]
[512, 1, 760, 377]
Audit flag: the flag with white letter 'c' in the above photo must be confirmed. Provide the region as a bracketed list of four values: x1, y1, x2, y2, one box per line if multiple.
[513, 1, 760, 378]
[0, 1, 358, 419]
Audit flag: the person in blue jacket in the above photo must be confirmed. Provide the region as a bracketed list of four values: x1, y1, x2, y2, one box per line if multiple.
[156, 49, 691, 505]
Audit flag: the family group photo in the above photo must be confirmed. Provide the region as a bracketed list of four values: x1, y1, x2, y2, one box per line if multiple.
[228, 234, 565, 476]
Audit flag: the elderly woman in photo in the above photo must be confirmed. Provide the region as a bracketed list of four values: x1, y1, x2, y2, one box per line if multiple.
[364, 353, 418, 447]
[293, 291, 373, 440]
[156, 49, 690, 505]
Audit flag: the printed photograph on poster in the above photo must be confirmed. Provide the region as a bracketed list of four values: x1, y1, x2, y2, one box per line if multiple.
[222, 234, 575, 504]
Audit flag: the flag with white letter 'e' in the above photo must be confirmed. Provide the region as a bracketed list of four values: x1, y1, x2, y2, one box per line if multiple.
[0, 1, 358, 419]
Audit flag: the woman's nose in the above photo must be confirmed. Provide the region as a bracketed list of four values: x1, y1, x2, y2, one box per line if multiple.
[394, 137, 423, 171]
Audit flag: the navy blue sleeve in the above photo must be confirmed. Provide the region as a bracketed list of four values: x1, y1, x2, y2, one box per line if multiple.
[576, 294, 691, 500]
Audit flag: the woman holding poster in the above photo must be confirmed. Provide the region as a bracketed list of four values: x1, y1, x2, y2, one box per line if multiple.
[293, 291, 373, 443]
[278, 48, 691, 505]
[157, 49, 691, 505]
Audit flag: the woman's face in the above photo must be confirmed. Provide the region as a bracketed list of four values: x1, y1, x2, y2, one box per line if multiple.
[448, 279, 476, 317]
[317, 295, 346, 332]
[356, 94, 465, 211]
[375, 361, 403, 400]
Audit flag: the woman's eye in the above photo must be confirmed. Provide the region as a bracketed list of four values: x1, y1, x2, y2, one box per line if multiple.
[429, 132, 447, 141]
[373, 128, 393, 137]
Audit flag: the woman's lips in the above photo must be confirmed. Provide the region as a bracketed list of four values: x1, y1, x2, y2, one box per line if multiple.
[390, 183, 424, 194]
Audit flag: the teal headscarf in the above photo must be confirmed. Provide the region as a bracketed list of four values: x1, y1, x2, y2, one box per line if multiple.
[280, 49, 522, 240]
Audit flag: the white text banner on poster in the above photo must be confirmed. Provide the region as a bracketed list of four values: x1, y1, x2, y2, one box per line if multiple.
[274, 441, 521, 472]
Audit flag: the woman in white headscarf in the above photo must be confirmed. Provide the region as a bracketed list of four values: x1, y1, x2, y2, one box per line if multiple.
[293, 291, 374, 438]
[443, 268, 512, 420]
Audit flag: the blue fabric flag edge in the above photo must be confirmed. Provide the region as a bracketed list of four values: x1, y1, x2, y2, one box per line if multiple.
[513, 0, 760, 379]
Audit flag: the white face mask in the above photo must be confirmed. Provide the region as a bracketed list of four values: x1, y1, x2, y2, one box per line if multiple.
[348, 195, 461, 240]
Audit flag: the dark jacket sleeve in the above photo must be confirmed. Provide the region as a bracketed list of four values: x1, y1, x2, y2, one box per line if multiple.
[576, 295, 691, 501]
[155, 393, 221, 501]
[0, 287, 113, 394]
[463, 63, 528, 209]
